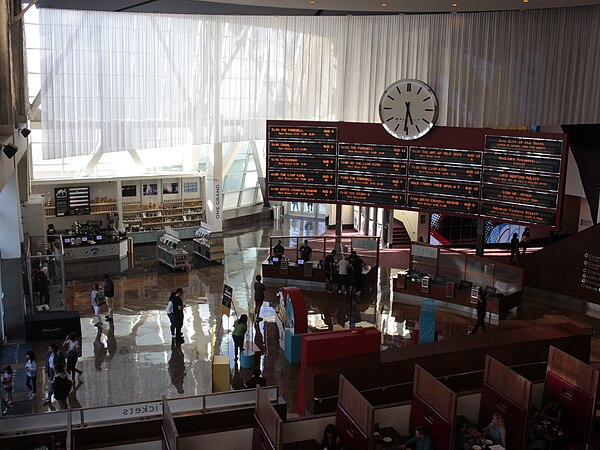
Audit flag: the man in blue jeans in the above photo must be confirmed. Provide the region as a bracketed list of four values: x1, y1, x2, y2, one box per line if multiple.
[399, 425, 434, 450]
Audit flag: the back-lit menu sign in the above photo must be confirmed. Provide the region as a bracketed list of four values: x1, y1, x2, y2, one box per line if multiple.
[338, 143, 407, 159]
[485, 135, 563, 157]
[339, 158, 406, 175]
[268, 170, 335, 185]
[338, 188, 405, 207]
[409, 179, 480, 199]
[338, 173, 406, 190]
[484, 152, 561, 174]
[268, 126, 337, 140]
[410, 147, 482, 165]
[268, 185, 336, 201]
[482, 169, 559, 191]
[55, 186, 91, 216]
[481, 202, 556, 226]
[482, 185, 558, 209]
[269, 155, 336, 171]
[408, 195, 478, 215]
[409, 163, 481, 182]
[269, 141, 337, 155]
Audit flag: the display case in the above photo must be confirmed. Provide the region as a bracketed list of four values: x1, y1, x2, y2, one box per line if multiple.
[156, 230, 191, 270]
[123, 198, 204, 235]
[193, 225, 225, 263]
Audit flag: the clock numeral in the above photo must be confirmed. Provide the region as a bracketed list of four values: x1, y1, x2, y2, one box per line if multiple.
[387, 95, 395, 101]
[394, 124, 400, 132]
[415, 124, 420, 133]
[385, 117, 394, 122]
[423, 96, 431, 102]
[407, 83, 411, 92]
[425, 109, 433, 111]
[396, 86, 401, 95]
[417, 87, 422, 95]
[383, 107, 392, 110]
[421, 118, 430, 124]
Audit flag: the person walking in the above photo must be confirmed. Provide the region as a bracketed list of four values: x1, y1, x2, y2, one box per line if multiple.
[43, 343, 65, 404]
[232, 314, 248, 361]
[254, 275, 266, 321]
[25, 350, 38, 400]
[2, 366, 14, 408]
[172, 288, 185, 343]
[63, 332, 83, 382]
[166, 291, 177, 340]
[91, 282, 104, 327]
[469, 293, 488, 335]
[103, 273, 115, 322]
[521, 227, 531, 255]
[52, 364, 72, 410]
[510, 232, 520, 262]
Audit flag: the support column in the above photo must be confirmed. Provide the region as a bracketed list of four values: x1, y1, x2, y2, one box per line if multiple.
[475, 219, 485, 257]
[0, 171, 25, 341]
[205, 143, 223, 232]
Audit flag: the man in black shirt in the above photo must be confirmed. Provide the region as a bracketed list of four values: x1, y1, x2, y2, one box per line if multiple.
[273, 240, 285, 259]
[300, 240, 312, 261]
[324, 249, 337, 293]
[172, 288, 185, 343]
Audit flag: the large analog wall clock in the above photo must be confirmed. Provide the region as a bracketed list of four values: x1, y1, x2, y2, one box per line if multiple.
[378, 79, 439, 140]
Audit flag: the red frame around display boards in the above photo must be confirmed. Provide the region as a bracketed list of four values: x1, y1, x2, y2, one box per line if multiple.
[266, 120, 569, 229]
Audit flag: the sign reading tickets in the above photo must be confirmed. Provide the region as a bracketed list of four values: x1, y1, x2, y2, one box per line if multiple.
[222, 284, 233, 316]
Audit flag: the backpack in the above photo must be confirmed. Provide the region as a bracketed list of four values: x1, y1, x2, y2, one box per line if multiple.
[53, 375, 72, 400]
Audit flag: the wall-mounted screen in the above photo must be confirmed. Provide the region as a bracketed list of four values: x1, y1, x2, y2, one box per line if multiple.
[143, 184, 158, 196]
[163, 182, 179, 194]
[121, 185, 137, 197]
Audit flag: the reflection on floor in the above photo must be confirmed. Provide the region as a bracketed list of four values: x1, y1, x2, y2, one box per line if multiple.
[3, 216, 600, 418]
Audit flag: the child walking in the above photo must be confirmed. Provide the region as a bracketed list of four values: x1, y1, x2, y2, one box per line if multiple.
[2, 365, 14, 407]
[25, 351, 38, 400]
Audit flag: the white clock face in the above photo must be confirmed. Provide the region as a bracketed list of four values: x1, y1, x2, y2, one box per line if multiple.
[379, 79, 439, 140]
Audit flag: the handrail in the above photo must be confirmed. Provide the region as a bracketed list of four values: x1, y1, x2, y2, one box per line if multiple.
[0, 385, 279, 438]
[313, 360, 547, 403]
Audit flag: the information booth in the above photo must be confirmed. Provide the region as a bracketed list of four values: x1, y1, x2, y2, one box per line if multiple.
[156, 229, 191, 270]
[393, 242, 524, 322]
[263, 235, 380, 291]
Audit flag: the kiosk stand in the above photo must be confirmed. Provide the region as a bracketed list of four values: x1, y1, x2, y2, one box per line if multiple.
[156, 229, 191, 270]
[275, 287, 308, 364]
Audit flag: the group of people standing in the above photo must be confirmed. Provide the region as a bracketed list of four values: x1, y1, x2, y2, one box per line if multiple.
[324, 249, 365, 295]
[91, 273, 115, 327]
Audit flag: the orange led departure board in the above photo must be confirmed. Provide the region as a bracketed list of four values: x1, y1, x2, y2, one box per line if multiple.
[266, 122, 567, 228]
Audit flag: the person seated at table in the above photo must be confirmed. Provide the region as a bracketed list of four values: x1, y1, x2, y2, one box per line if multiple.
[455, 417, 471, 450]
[399, 425, 433, 450]
[273, 240, 285, 259]
[321, 423, 340, 450]
[539, 399, 562, 424]
[483, 413, 507, 448]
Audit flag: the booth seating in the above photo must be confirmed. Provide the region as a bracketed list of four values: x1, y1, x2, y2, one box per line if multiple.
[304, 323, 590, 414]
[161, 397, 180, 450]
[478, 355, 532, 450]
[409, 365, 456, 450]
[335, 375, 374, 449]
[543, 346, 600, 449]
[252, 386, 320, 450]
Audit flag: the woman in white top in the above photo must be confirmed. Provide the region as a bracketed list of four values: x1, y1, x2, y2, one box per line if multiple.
[91, 283, 103, 327]
[25, 350, 38, 400]
[63, 332, 83, 381]
[337, 256, 350, 295]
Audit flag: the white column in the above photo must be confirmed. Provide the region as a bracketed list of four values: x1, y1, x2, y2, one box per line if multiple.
[205, 143, 223, 232]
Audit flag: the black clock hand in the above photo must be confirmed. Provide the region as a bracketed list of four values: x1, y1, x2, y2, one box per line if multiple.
[405, 101, 414, 125]
[403, 103, 410, 133]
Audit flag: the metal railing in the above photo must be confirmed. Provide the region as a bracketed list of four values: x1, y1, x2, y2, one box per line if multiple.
[0, 385, 279, 438]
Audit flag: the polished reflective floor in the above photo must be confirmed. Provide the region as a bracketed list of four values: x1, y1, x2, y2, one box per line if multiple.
[4, 215, 600, 417]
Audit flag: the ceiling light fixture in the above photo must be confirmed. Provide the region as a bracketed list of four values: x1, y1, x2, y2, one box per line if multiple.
[381, 3, 388, 6]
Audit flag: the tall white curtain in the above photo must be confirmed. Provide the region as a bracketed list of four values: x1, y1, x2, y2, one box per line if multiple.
[39, 7, 600, 159]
